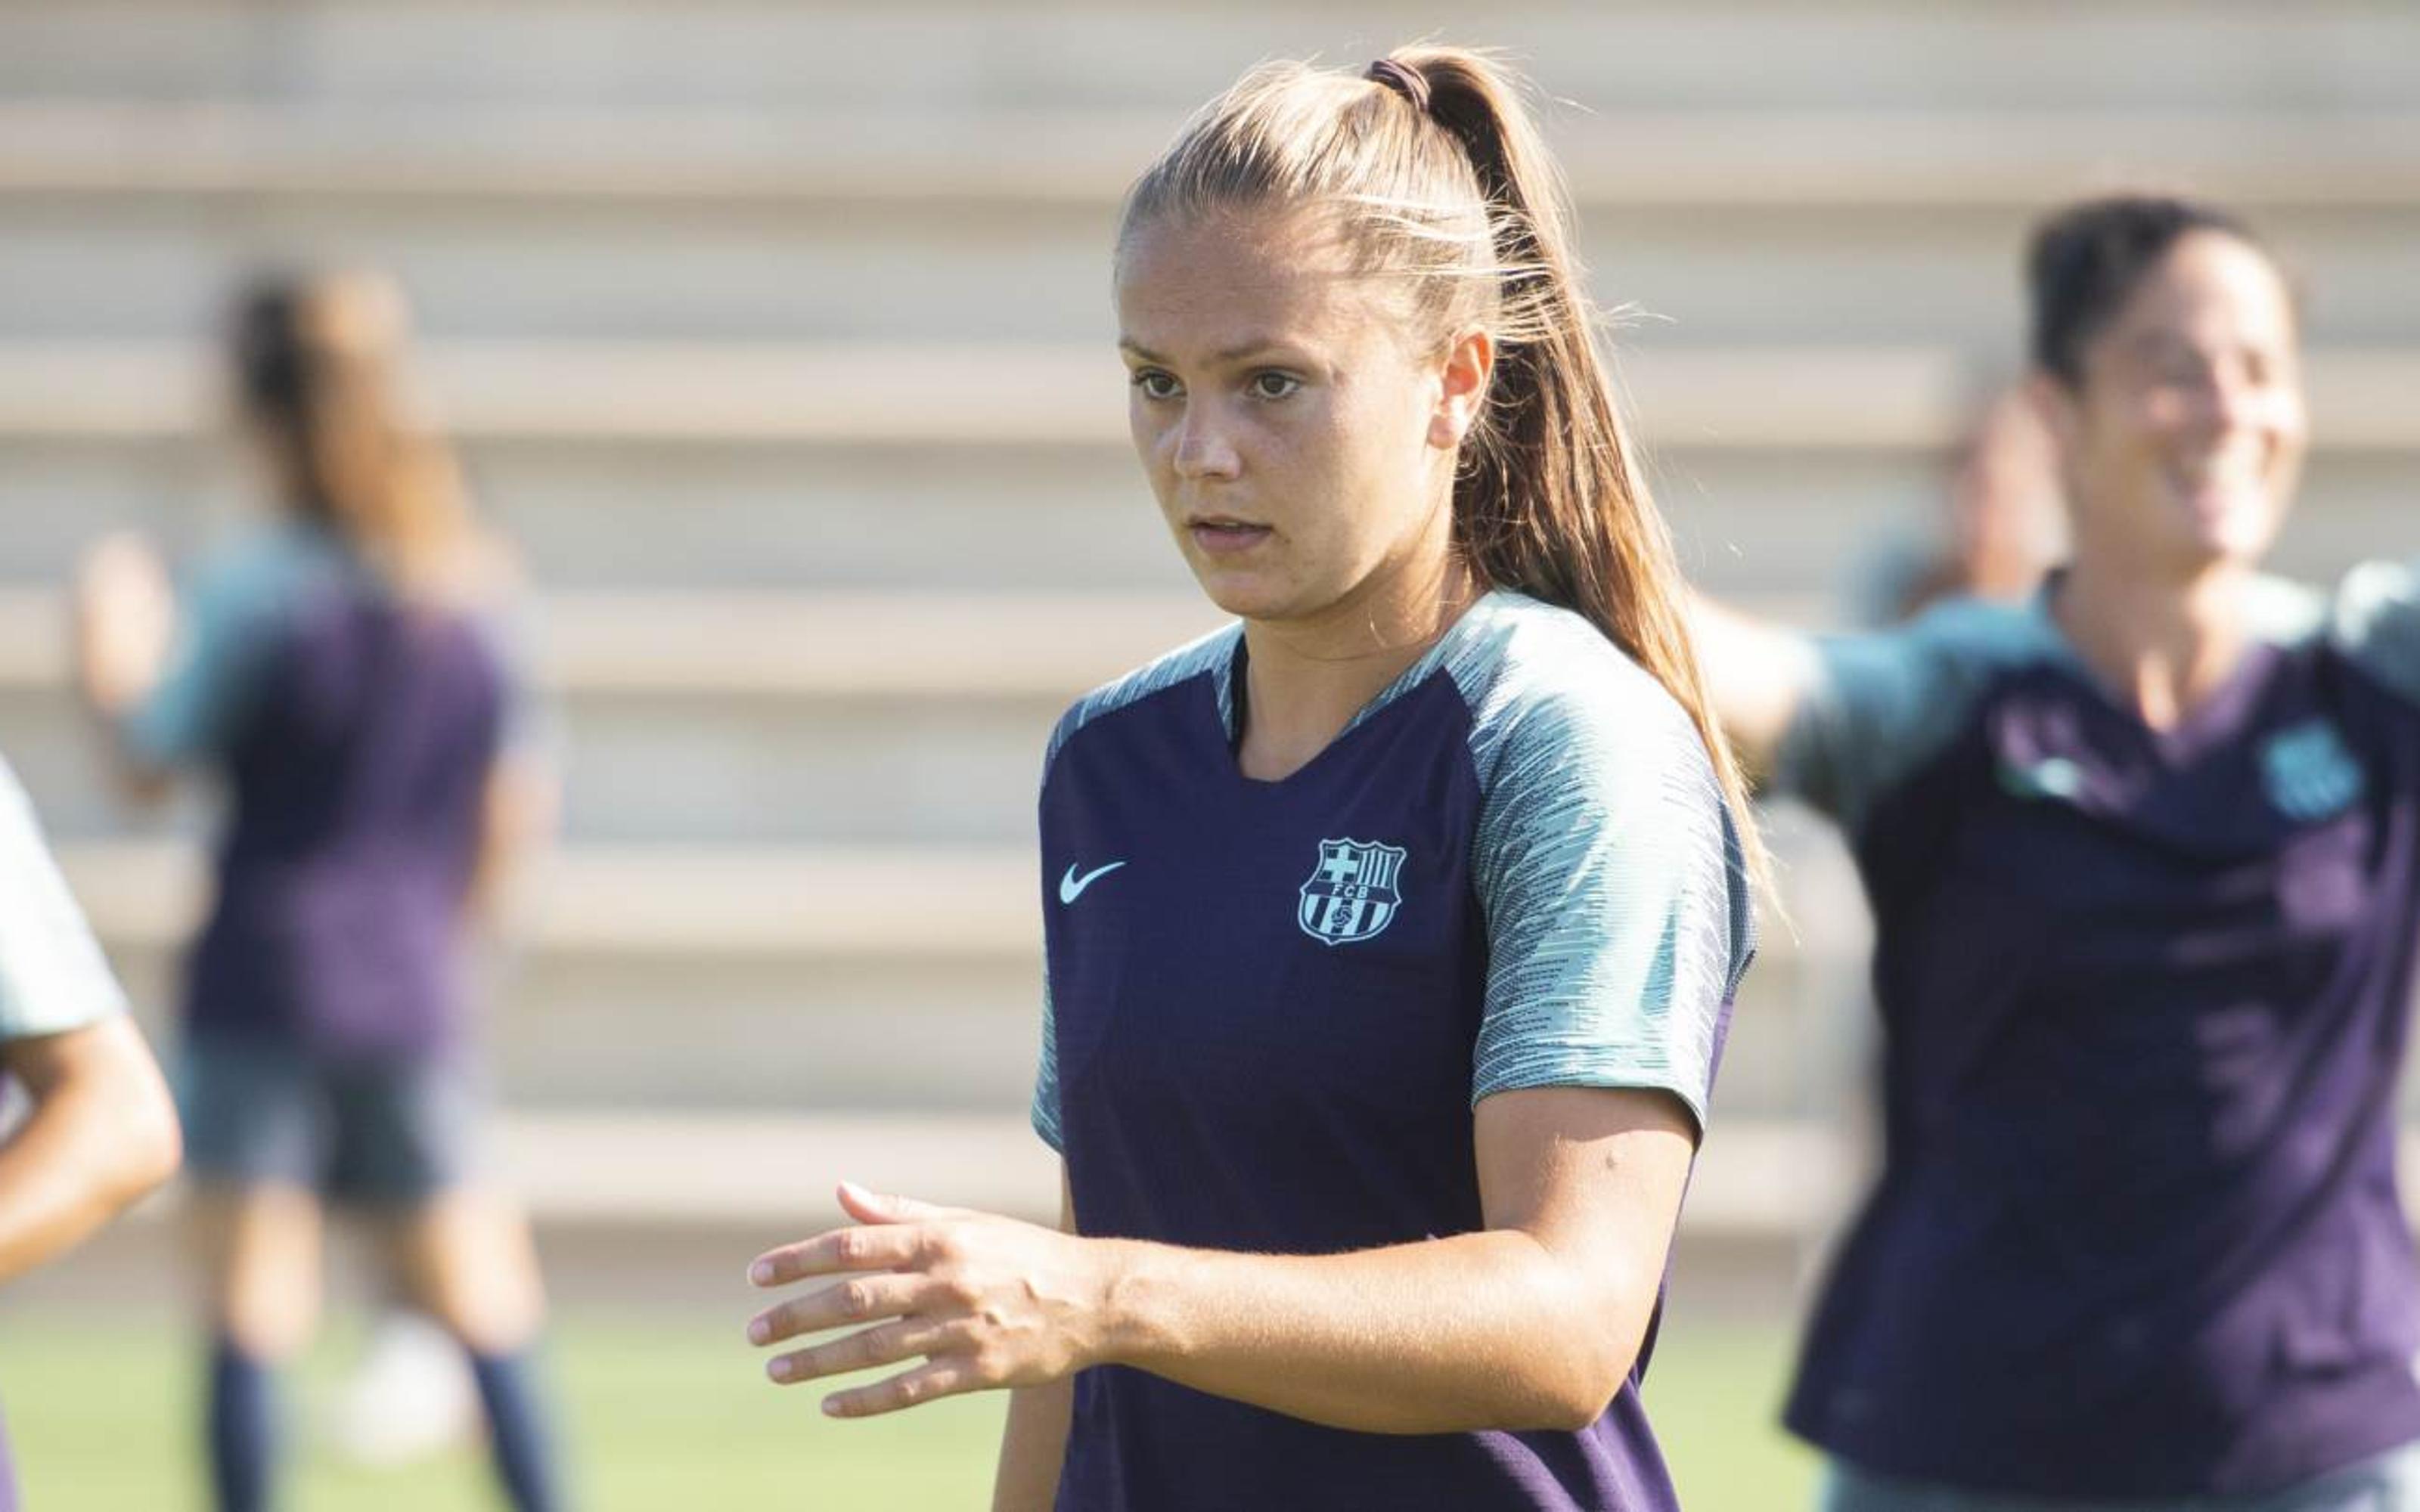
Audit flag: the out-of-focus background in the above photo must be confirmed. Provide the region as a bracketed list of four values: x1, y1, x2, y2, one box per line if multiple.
[1, 3, 2415, 1507]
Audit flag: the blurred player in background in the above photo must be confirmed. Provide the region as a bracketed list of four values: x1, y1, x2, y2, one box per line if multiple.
[1854, 382, 2065, 627]
[0, 755, 182, 1510]
[746, 46, 1755, 1511]
[1695, 195, 2420, 1508]
[72, 270, 567, 1512]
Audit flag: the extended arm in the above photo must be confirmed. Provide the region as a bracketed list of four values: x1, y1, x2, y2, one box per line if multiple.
[70, 532, 180, 803]
[0, 1015, 181, 1282]
[749, 1083, 1695, 1435]
[1685, 589, 1821, 784]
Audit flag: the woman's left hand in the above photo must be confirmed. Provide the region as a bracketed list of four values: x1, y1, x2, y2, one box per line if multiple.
[746, 1180, 1115, 1418]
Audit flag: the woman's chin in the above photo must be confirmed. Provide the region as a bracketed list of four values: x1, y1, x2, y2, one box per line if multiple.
[1190, 569, 1295, 624]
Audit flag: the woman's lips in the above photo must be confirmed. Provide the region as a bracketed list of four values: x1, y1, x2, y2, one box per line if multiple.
[1189, 521, 1273, 556]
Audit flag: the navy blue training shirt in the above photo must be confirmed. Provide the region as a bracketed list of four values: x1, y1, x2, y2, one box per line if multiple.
[1031, 589, 1754, 1512]
[1776, 564, 2420, 1499]
[129, 523, 517, 1060]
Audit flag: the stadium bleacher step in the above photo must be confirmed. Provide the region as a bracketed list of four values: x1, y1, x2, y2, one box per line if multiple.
[7, 5, 2419, 116]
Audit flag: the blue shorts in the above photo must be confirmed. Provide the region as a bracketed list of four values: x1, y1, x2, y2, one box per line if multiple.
[1823, 1443, 2420, 1512]
[177, 1034, 481, 1207]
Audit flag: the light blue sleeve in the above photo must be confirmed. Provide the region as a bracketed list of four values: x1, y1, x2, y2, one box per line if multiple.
[0, 758, 129, 1041]
[1772, 597, 2047, 831]
[123, 528, 331, 767]
[477, 596, 559, 766]
[2334, 559, 2420, 709]
[1030, 969, 1063, 1154]
[1469, 680, 1748, 1135]
[1030, 703, 1079, 1156]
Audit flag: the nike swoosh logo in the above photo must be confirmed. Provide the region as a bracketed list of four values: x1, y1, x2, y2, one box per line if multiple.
[1059, 861, 1126, 904]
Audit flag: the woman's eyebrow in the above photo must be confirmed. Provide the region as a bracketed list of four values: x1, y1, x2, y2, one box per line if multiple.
[1118, 337, 1298, 366]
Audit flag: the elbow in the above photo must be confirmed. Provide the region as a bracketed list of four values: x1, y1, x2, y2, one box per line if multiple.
[1497, 1272, 1653, 1433]
[106, 1077, 183, 1210]
[1513, 1347, 1636, 1435]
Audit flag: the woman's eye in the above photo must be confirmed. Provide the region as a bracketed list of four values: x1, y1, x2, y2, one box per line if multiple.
[1131, 370, 1181, 401]
[1250, 372, 1302, 400]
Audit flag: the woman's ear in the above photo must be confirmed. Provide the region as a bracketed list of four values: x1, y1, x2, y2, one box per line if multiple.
[2022, 368, 2081, 458]
[1429, 328, 1495, 451]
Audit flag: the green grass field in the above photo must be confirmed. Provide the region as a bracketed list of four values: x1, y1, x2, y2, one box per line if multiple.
[0, 1312, 1814, 1509]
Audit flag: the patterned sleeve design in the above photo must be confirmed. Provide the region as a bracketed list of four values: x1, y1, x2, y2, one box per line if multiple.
[123, 526, 337, 767]
[1030, 967, 1064, 1153]
[2334, 559, 2420, 710]
[0, 758, 129, 1041]
[1771, 596, 2055, 832]
[1456, 606, 1752, 1135]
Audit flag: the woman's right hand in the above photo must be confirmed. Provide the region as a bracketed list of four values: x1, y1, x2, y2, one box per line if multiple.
[72, 531, 175, 716]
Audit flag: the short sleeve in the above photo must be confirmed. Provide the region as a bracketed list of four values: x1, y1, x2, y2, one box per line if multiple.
[0, 758, 129, 1041]
[1030, 708, 1075, 1155]
[477, 596, 559, 767]
[1771, 597, 2042, 830]
[1030, 969, 1063, 1154]
[2335, 559, 2420, 709]
[1469, 687, 1748, 1136]
[123, 530, 327, 767]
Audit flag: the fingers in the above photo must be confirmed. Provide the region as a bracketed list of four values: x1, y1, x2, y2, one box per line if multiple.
[749, 1221, 927, 1287]
[817, 1359, 982, 1419]
[747, 1273, 930, 1347]
[834, 1179, 959, 1226]
[764, 1315, 966, 1388]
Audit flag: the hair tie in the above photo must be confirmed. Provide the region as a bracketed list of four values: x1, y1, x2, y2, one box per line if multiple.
[1364, 58, 1432, 115]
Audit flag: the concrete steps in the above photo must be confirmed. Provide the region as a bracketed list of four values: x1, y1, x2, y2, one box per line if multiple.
[8, 5, 2418, 116]
[6, 169, 2420, 349]
[4, 0, 2412, 1240]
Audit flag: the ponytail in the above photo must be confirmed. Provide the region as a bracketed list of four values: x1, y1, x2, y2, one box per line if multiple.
[234, 270, 503, 609]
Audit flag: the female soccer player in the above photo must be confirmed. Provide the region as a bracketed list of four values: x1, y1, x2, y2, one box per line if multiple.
[73, 271, 566, 1512]
[1695, 194, 2420, 1508]
[746, 47, 1757, 1510]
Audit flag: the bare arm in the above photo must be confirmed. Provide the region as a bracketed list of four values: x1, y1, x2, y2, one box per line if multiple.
[990, 1173, 1076, 1512]
[69, 532, 178, 804]
[1686, 588, 1822, 785]
[749, 1084, 1696, 1435]
[464, 749, 558, 929]
[0, 1015, 182, 1283]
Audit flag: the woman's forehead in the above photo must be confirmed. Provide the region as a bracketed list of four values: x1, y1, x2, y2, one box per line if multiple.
[2101, 233, 2297, 357]
[1115, 209, 1388, 349]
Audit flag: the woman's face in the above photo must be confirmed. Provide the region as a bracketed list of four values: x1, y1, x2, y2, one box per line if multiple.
[1113, 206, 1485, 630]
[2040, 231, 2306, 581]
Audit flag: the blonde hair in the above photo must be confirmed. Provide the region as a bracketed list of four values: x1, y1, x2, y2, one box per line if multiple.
[1122, 47, 1767, 885]
[234, 269, 504, 606]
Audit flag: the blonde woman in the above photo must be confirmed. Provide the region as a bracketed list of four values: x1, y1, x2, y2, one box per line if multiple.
[746, 49, 1758, 1511]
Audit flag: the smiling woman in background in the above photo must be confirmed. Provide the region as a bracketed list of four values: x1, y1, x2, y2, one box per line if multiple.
[743, 45, 1757, 1512]
[1694, 196, 2420, 1510]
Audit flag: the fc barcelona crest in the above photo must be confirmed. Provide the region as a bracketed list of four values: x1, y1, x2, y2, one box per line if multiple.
[1298, 838, 1408, 947]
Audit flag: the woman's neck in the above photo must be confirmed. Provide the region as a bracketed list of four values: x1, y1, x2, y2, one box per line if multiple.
[1234, 553, 1478, 782]
[2052, 552, 2257, 731]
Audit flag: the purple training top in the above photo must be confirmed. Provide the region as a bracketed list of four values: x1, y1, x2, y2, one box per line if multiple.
[128, 524, 513, 1059]
[1031, 591, 1754, 1511]
[1774, 564, 2420, 1499]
